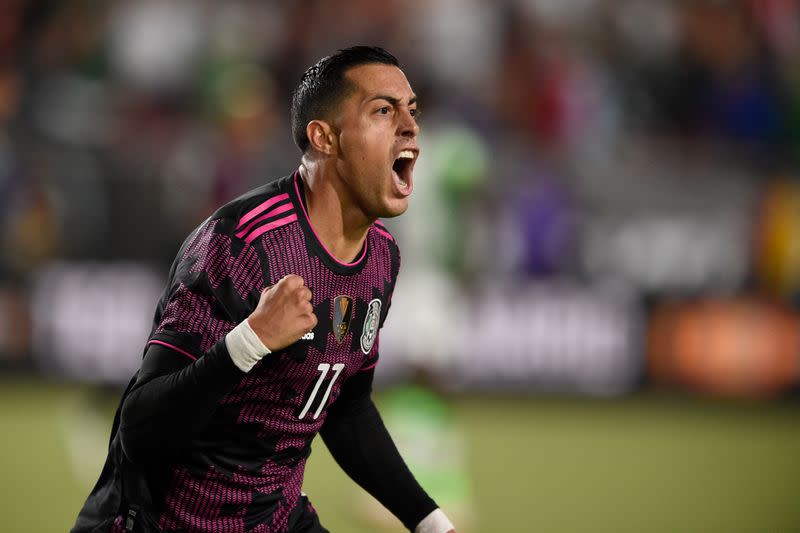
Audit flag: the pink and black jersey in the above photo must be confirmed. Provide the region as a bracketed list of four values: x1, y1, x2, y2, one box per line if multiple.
[74, 172, 401, 533]
[151, 170, 396, 375]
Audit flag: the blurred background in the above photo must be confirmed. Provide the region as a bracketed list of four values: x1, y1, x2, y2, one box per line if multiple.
[1, 0, 799, 532]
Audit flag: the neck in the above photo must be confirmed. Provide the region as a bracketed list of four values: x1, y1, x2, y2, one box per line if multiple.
[298, 159, 373, 263]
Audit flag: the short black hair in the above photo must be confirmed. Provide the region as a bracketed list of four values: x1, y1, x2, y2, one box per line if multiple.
[291, 46, 400, 153]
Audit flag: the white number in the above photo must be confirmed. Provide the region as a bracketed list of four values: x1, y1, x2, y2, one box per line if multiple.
[298, 363, 345, 420]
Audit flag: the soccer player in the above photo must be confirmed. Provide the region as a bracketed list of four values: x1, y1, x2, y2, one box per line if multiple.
[72, 46, 456, 533]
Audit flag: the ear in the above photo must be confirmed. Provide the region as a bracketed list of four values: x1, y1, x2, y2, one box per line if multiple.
[306, 120, 337, 156]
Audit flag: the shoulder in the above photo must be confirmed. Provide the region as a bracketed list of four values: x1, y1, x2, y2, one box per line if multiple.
[370, 219, 398, 247]
[207, 175, 297, 245]
[370, 220, 401, 273]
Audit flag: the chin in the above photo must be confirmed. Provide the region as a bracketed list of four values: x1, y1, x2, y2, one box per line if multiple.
[376, 197, 409, 218]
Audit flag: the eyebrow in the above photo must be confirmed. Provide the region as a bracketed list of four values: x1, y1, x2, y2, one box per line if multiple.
[367, 95, 418, 106]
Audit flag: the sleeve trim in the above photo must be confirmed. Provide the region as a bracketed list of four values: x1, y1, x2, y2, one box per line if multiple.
[147, 340, 198, 361]
[415, 509, 454, 533]
[359, 360, 378, 372]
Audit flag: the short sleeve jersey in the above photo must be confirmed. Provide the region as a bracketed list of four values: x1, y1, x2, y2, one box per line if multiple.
[123, 172, 399, 532]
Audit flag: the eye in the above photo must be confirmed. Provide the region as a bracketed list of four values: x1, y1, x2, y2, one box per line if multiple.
[378, 106, 391, 115]
[410, 108, 420, 119]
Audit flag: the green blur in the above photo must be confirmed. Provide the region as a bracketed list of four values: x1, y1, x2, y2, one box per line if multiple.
[0, 379, 798, 533]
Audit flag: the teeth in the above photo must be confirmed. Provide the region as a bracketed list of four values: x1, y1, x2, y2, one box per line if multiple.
[397, 150, 414, 160]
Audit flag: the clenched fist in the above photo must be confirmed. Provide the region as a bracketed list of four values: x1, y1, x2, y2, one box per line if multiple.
[247, 274, 317, 351]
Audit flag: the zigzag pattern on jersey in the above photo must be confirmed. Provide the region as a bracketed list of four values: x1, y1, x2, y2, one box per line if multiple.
[218, 221, 395, 438]
[185, 220, 263, 300]
[155, 218, 264, 355]
[157, 459, 305, 533]
[155, 286, 235, 354]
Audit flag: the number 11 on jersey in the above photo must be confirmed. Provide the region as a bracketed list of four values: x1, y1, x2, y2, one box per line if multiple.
[298, 363, 345, 420]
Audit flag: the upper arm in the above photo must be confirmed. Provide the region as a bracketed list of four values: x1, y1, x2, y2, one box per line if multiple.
[149, 218, 266, 360]
[324, 369, 375, 424]
[135, 341, 196, 387]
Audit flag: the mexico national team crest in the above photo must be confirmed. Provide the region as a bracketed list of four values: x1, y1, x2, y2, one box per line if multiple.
[332, 295, 354, 343]
[360, 298, 382, 354]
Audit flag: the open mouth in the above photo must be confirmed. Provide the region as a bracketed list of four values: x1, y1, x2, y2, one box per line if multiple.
[391, 150, 415, 197]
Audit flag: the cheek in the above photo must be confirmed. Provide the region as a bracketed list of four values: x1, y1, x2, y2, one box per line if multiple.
[338, 119, 392, 182]
[349, 133, 385, 169]
[340, 125, 375, 161]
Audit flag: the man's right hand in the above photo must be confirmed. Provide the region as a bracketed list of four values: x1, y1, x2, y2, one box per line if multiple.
[247, 274, 317, 351]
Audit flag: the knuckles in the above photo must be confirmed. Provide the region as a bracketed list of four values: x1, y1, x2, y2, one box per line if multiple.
[296, 288, 312, 303]
[280, 274, 304, 289]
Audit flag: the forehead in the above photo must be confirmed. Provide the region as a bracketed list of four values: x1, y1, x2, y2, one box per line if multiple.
[343, 63, 415, 102]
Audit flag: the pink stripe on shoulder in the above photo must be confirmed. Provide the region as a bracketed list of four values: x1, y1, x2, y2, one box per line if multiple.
[244, 213, 298, 244]
[235, 202, 294, 238]
[147, 340, 198, 361]
[237, 194, 290, 229]
[374, 226, 394, 242]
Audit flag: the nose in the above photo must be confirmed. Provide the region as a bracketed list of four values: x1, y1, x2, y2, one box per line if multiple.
[398, 107, 419, 138]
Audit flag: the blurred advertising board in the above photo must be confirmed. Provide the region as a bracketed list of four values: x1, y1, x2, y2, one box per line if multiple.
[380, 277, 643, 395]
[580, 211, 750, 295]
[27, 263, 643, 395]
[30, 262, 164, 384]
[648, 298, 800, 397]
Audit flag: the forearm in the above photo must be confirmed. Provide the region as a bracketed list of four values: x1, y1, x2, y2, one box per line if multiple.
[118, 338, 245, 463]
[320, 375, 438, 531]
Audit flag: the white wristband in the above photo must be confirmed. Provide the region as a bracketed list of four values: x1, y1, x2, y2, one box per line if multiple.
[225, 319, 271, 372]
[414, 509, 454, 533]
